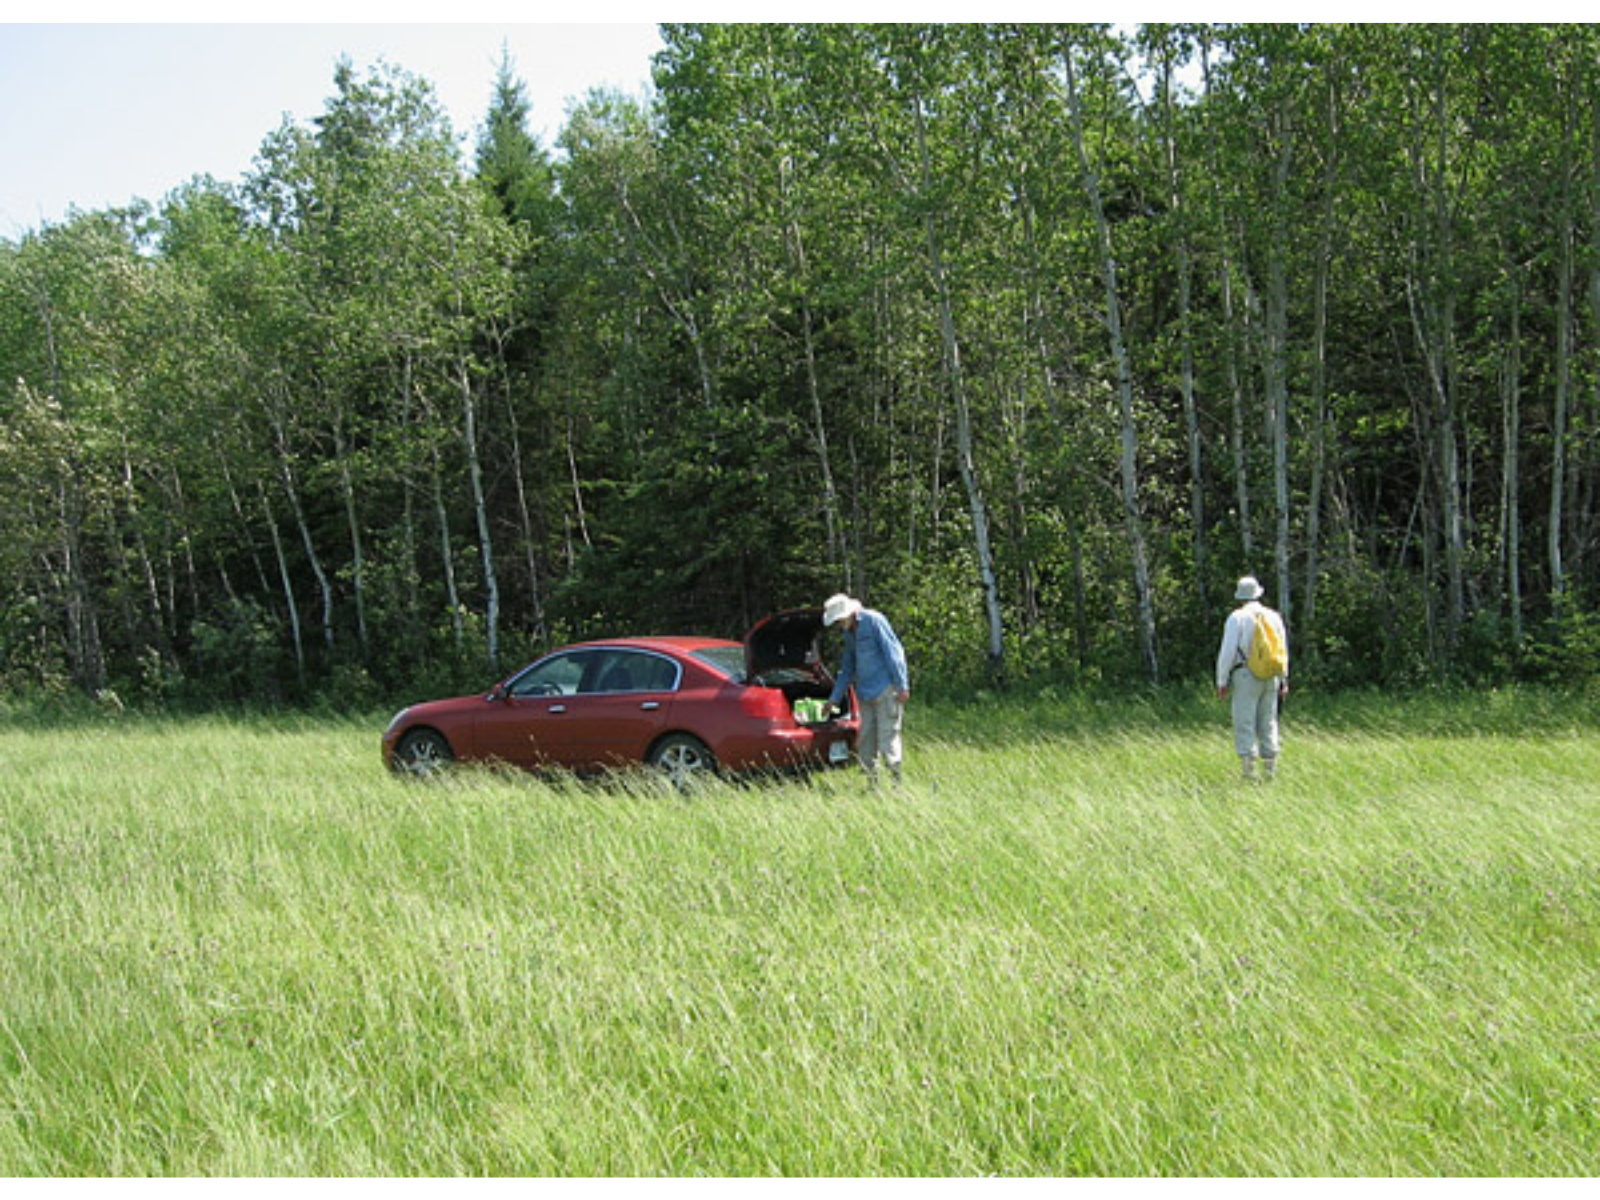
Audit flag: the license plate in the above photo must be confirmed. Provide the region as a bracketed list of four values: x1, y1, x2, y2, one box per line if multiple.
[828, 740, 849, 764]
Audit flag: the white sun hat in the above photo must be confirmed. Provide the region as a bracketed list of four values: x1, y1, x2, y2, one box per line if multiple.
[822, 593, 863, 626]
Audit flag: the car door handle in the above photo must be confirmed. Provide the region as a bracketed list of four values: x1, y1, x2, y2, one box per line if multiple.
[640, 701, 660, 711]
[548, 704, 567, 714]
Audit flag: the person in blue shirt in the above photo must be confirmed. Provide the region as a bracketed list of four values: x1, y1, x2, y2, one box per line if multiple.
[823, 593, 910, 783]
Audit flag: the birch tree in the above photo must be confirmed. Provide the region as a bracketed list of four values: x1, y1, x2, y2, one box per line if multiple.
[1062, 27, 1159, 681]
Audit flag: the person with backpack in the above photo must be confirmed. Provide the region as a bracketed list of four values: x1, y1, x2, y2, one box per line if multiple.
[1215, 576, 1289, 782]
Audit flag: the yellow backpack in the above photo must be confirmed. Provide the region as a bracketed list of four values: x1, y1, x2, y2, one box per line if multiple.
[1246, 611, 1287, 680]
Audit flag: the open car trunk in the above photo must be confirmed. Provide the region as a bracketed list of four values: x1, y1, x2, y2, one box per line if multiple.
[744, 608, 851, 723]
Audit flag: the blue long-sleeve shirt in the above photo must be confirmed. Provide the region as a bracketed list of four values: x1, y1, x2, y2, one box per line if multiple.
[828, 608, 909, 706]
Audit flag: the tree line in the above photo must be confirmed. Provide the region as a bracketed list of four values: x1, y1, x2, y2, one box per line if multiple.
[3, 23, 1599, 707]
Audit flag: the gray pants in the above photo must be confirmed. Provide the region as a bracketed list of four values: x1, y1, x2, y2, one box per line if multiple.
[857, 689, 904, 780]
[1230, 667, 1281, 766]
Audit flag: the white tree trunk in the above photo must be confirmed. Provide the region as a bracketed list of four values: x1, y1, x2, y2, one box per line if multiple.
[914, 95, 1005, 678]
[1064, 39, 1159, 681]
[458, 360, 500, 674]
[257, 478, 305, 687]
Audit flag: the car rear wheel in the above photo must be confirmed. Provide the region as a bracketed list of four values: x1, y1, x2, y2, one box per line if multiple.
[648, 734, 716, 787]
[394, 728, 453, 777]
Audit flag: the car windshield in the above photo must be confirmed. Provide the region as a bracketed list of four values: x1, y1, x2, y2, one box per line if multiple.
[690, 645, 746, 683]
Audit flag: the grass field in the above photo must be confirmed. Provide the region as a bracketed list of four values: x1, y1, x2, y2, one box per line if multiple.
[1, 690, 1597, 1175]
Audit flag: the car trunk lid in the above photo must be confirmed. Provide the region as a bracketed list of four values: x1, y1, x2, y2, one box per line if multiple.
[745, 608, 827, 680]
[744, 608, 852, 726]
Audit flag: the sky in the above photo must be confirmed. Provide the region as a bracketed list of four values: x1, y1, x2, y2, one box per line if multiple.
[2, 4, 1498, 240]
[0, 9, 667, 238]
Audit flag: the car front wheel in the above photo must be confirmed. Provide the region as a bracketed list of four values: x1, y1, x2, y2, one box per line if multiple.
[394, 728, 453, 777]
[648, 734, 717, 787]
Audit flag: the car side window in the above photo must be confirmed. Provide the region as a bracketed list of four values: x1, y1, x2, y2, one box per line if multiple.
[509, 651, 592, 697]
[584, 650, 679, 694]
[631, 653, 680, 693]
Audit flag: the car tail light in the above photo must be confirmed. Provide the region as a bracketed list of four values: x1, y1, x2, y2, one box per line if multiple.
[738, 685, 791, 723]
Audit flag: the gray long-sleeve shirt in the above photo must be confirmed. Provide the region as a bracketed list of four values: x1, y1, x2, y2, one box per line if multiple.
[1216, 601, 1288, 690]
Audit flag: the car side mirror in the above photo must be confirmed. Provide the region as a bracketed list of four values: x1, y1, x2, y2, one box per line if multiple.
[487, 683, 508, 703]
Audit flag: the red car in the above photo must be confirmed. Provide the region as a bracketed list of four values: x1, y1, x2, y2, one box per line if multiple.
[382, 609, 857, 781]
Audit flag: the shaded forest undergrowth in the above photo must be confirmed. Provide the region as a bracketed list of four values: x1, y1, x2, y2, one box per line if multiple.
[1, 683, 1592, 745]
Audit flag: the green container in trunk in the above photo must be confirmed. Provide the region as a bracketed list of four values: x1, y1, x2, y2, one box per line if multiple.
[792, 697, 830, 725]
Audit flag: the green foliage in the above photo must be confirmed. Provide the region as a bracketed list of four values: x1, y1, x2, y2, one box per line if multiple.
[5, 26, 1600, 706]
[1298, 560, 1409, 689]
[554, 401, 830, 638]
[188, 599, 288, 705]
[885, 554, 990, 695]
[1523, 592, 1600, 687]
[476, 50, 560, 233]
[0, 593, 69, 696]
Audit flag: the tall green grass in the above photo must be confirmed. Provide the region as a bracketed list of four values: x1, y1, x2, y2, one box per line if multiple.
[1, 693, 1597, 1174]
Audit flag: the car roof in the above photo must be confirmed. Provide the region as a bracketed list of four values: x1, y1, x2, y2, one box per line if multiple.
[563, 635, 740, 655]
